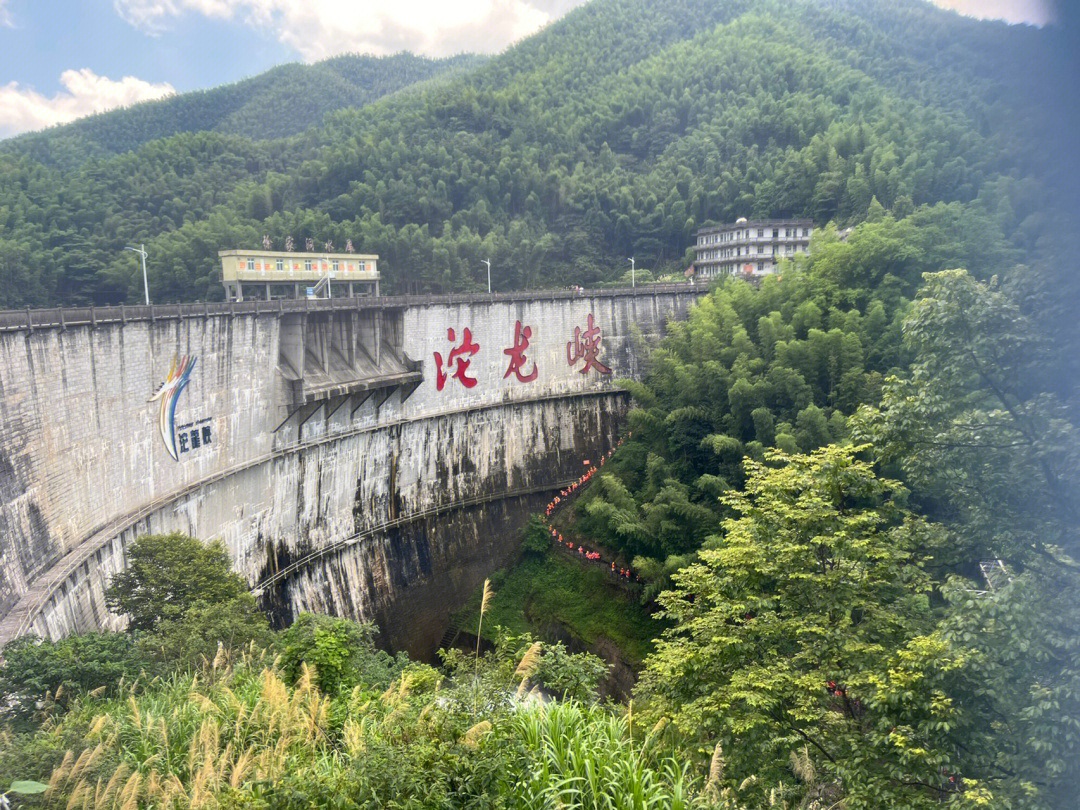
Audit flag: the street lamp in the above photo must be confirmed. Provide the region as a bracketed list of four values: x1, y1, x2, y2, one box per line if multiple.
[482, 259, 491, 293]
[124, 244, 150, 305]
[627, 256, 635, 288]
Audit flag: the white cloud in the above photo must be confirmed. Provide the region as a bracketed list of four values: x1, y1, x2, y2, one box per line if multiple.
[930, 0, 1056, 26]
[114, 0, 590, 60]
[0, 0, 12, 26]
[0, 69, 175, 137]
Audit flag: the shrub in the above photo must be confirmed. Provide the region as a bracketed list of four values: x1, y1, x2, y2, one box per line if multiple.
[520, 514, 551, 557]
[275, 613, 407, 695]
[0, 632, 152, 720]
[143, 593, 271, 668]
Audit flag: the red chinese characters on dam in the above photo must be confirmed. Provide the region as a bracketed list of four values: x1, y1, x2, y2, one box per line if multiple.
[434, 327, 480, 390]
[503, 320, 539, 383]
[566, 314, 612, 375]
[434, 315, 612, 389]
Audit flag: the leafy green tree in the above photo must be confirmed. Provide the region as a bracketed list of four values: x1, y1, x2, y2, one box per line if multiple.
[870, 568, 1080, 810]
[637, 445, 949, 808]
[105, 533, 251, 632]
[849, 269, 1080, 808]
[854, 269, 1080, 565]
[531, 642, 610, 703]
[520, 514, 551, 557]
[574, 210, 973, 577]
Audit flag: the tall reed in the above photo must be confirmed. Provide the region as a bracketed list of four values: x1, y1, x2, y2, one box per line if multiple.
[473, 578, 495, 717]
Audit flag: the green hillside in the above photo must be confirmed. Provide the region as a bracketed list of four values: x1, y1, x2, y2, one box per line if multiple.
[0, 0, 1062, 306]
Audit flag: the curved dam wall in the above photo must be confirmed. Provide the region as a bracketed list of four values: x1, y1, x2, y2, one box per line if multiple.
[0, 286, 701, 655]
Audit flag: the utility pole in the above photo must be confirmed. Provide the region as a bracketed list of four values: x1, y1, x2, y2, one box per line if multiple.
[627, 256, 635, 288]
[482, 259, 491, 293]
[124, 244, 150, 305]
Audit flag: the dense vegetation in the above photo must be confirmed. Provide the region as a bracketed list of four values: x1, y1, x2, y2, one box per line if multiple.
[0, 0, 1061, 306]
[559, 170, 1080, 805]
[573, 204, 1013, 578]
[1, 536, 698, 809]
[606, 265, 1080, 808]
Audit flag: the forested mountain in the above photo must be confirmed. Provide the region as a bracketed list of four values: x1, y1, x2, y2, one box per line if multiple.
[1, 53, 484, 171]
[0, 0, 1061, 306]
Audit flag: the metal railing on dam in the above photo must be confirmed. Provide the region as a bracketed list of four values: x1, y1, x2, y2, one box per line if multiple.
[0, 283, 702, 332]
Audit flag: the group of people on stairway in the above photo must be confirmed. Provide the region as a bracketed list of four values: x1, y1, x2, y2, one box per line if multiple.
[540, 434, 639, 584]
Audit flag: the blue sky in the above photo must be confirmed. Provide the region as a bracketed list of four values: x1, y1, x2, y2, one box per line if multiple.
[0, 0, 1057, 138]
[1, 0, 287, 95]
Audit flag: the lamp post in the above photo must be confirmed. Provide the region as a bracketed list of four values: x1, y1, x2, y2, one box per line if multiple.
[123, 244, 150, 305]
[482, 259, 491, 293]
[627, 256, 635, 288]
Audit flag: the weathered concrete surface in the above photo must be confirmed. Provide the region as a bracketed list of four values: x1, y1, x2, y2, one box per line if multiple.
[0, 287, 701, 652]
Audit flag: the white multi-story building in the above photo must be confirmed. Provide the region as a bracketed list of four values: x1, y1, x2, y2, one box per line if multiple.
[693, 217, 813, 278]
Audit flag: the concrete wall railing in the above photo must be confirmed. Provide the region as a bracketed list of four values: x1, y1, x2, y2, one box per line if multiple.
[0, 284, 699, 332]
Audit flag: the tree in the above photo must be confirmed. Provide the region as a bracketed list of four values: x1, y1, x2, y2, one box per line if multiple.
[850, 269, 1080, 807]
[275, 613, 407, 695]
[853, 269, 1080, 565]
[520, 514, 551, 557]
[105, 533, 250, 632]
[530, 641, 610, 702]
[874, 567, 1080, 810]
[636, 445, 950, 808]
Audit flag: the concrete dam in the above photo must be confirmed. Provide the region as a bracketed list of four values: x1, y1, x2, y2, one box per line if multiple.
[0, 286, 703, 658]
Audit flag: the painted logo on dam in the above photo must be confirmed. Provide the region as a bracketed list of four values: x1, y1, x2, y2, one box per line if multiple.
[149, 355, 196, 461]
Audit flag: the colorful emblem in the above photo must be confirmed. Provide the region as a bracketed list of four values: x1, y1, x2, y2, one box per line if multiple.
[149, 355, 196, 461]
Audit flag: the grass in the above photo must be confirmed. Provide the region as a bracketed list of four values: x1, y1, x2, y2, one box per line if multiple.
[452, 549, 664, 666]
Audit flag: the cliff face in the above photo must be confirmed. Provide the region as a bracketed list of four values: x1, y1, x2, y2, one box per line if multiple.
[0, 288, 700, 652]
